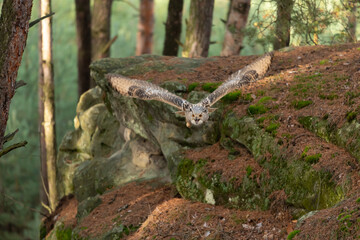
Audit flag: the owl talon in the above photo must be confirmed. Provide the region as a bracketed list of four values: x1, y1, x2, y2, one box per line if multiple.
[186, 122, 191, 128]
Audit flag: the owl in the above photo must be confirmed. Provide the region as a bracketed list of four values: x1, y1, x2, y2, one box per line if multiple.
[107, 52, 273, 128]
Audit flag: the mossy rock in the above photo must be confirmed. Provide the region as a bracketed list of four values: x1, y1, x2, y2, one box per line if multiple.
[298, 116, 360, 162]
[176, 112, 346, 216]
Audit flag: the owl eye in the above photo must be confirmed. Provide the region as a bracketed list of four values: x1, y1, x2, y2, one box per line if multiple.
[199, 114, 202, 118]
[192, 114, 195, 117]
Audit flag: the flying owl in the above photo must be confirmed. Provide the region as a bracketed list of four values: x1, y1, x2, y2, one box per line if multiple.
[107, 52, 273, 128]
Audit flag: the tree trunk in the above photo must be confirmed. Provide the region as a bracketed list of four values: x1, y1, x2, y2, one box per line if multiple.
[347, 1, 357, 42]
[75, 0, 92, 97]
[136, 0, 154, 55]
[0, 0, 33, 150]
[91, 0, 113, 61]
[221, 0, 251, 56]
[182, 0, 215, 58]
[273, 0, 294, 50]
[39, 0, 57, 213]
[163, 0, 184, 56]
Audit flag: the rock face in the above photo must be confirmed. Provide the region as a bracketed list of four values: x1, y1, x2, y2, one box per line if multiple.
[53, 49, 360, 239]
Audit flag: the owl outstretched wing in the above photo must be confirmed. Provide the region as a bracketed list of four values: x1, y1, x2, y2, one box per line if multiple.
[106, 73, 190, 111]
[199, 52, 274, 108]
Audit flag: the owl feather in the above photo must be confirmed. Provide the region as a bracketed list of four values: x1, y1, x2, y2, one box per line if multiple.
[106, 52, 273, 127]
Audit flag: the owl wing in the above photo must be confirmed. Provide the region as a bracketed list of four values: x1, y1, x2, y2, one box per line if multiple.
[199, 52, 274, 108]
[106, 73, 190, 111]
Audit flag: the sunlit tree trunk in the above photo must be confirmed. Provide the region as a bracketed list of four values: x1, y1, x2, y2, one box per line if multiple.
[0, 0, 33, 151]
[273, 0, 294, 50]
[39, 0, 57, 213]
[182, 0, 214, 58]
[347, 1, 357, 42]
[75, 0, 92, 96]
[221, 0, 251, 56]
[163, 0, 184, 56]
[92, 0, 113, 61]
[136, 0, 154, 55]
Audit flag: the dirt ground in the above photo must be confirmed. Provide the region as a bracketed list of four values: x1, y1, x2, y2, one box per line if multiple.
[46, 43, 360, 239]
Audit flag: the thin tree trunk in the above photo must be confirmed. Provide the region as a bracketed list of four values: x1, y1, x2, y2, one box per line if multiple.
[348, 1, 357, 42]
[0, 0, 33, 150]
[75, 0, 92, 97]
[221, 0, 251, 56]
[39, 0, 57, 213]
[163, 0, 184, 56]
[136, 0, 154, 55]
[182, 0, 215, 58]
[91, 0, 113, 61]
[273, 0, 294, 50]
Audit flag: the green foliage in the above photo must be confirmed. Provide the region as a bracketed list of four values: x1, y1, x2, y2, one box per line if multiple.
[287, 230, 301, 240]
[222, 91, 242, 103]
[202, 82, 221, 92]
[187, 82, 199, 92]
[246, 166, 253, 177]
[292, 100, 313, 109]
[346, 111, 357, 122]
[248, 104, 268, 115]
[248, 97, 273, 115]
[319, 59, 329, 65]
[265, 122, 279, 135]
[319, 93, 338, 100]
[304, 153, 322, 164]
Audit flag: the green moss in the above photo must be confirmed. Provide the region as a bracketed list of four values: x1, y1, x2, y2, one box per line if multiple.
[287, 230, 301, 240]
[346, 111, 357, 122]
[187, 82, 199, 92]
[246, 166, 253, 177]
[258, 96, 273, 104]
[222, 91, 242, 103]
[304, 153, 322, 164]
[56, 225, 83, 240]
[248, 97, 274, 115]
[257, 90, 265, 96]
[356, 197, 360, 203]
[292, 100, 313, 109]
[319, 93, 338, 100]
[248, 104, 268, 115]
[202, 82, 221, 92]
[242, 93, 253, 101]
[256, 116, 266, 124]
[319, 59, 329, 65]
[265, 123, 279, 135]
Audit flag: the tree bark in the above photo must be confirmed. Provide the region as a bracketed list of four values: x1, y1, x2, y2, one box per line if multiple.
[39, 0, 57, 212]
[75, 0, 92, 97]
[347, 1, 357, 42]
[182, 0, 215, 58]
[221, 0, 251, 56]
[0, 0, 33, 150]
[91, 0, 113, 61]
[136, 0, 154, 55]
[273, 0, 294, 50]
[163, 0, 184, 56]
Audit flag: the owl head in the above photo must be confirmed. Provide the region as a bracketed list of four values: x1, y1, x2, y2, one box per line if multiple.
[176, 103, 216, 127]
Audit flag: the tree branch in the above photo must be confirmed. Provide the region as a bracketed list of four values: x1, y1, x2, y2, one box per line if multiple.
[29, 12, 55, 28]
[0, 141, 27, 158]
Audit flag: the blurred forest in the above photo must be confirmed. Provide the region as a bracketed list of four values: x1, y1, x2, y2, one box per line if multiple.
[0, 0, 358, 239]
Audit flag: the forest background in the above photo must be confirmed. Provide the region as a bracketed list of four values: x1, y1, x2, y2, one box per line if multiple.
[0, 0, 358, 239]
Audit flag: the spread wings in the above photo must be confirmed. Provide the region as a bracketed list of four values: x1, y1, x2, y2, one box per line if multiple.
[106, 74, 189, 111]
[200, 52, 273, 108]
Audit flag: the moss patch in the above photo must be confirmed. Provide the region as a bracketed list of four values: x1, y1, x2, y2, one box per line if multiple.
[287, 230, 301, 240]
[292, 100, 313, 109]
[202, 82, 221, 92]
